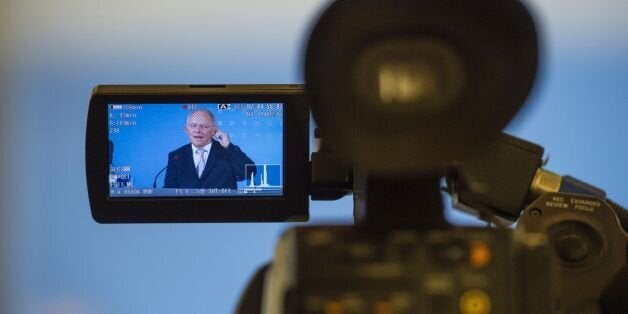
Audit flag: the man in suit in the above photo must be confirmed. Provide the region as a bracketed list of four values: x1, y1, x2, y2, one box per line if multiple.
[164, 109, 255, 189]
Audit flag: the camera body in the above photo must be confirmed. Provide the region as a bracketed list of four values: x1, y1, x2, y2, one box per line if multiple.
[261, 226, 555, 314]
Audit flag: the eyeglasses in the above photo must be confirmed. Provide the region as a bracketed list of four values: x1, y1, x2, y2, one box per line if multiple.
[187, 123, 214, 130]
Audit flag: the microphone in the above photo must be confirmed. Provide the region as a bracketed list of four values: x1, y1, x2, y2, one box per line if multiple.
[152, 166, 168, 188]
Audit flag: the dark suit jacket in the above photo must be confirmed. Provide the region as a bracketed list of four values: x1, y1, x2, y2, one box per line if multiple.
[163, 141, 255, 189]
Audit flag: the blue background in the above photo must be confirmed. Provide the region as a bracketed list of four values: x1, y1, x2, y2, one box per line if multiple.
[1, 0, 627, 313]
[108, 103, 283, 189]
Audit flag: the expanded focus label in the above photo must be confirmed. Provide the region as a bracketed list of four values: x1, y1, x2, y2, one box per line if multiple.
[570, 198, 601, 213]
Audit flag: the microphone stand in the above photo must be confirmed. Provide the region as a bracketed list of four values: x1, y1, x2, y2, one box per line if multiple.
[152, 166, 168, 188]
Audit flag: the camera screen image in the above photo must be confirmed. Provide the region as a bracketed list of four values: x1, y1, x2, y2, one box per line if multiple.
[107, 102, 283, 198]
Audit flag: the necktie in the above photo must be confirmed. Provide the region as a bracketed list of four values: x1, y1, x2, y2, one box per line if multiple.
[196, 149, 206, 178]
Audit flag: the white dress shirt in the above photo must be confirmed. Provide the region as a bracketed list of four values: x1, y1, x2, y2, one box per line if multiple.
[191, 142, 213, 168]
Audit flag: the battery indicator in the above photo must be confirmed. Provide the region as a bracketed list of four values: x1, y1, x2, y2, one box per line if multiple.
[110, 105, 123, 110]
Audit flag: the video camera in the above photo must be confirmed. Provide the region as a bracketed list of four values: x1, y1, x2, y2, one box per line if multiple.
[85, 0, 627, 313]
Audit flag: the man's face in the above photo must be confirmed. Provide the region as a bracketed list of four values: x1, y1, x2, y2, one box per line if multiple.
[185, 111, 215, 148]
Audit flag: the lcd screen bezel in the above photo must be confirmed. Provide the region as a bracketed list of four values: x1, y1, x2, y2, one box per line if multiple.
[86, 85, 309, 223]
